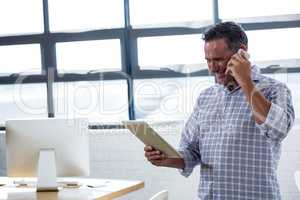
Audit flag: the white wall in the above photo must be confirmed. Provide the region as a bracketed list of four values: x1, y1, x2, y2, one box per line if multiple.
[0, 121, 299, 199]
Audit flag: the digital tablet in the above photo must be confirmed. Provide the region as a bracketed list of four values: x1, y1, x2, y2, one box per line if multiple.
[122, 121, 182, 158]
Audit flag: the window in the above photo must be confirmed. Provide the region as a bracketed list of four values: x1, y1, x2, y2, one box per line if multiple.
[56, 40, 122, 73]
[53, 80, 128, 122]
[0, 44, 42, 75]
[219, 0, 300, 19]
[246, 28, 300, 65]
[0, 0, 43, 36]
[130, 0, 212, 27]
[0, 0, 299, 122]
[134, 76, 214, 120]
[138, 34, 205, 70]
[0, 83, 47, 123]
[49, 0, 124, 32]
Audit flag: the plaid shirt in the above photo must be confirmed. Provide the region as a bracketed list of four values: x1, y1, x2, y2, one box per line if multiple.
[179, 66, 295, 200]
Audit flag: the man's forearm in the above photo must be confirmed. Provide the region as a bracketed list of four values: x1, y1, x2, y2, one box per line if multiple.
[170, 158, 185, 169]
[159, 158, 185, 169]
[241, 80, 271, 124]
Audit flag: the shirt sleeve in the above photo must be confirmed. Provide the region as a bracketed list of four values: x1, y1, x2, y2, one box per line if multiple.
[178, 97, 202, 177]
[256, 83, 295, 141]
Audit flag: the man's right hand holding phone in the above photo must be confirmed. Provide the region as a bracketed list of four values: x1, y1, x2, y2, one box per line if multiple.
[144, 145, 185, 169]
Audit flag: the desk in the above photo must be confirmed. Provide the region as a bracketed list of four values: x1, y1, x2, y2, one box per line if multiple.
[0, 177, 144, 200]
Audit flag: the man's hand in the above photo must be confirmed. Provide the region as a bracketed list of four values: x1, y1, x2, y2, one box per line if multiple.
[225, 49, 271, 124]
[225, 50, 252, 88]
[144, 146, 185, 169]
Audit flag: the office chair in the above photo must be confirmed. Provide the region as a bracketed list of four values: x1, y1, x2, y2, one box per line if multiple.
[295, 171, 300, 192]
[149, 190, 168, 200]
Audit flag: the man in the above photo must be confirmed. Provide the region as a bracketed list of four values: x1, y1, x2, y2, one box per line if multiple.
[144, 22, 295, 199]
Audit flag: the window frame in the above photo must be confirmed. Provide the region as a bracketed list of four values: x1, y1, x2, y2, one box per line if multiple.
[0, 0, 299, 126]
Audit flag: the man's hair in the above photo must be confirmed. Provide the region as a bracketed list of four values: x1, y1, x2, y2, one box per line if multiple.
[202, 21, 248, 52]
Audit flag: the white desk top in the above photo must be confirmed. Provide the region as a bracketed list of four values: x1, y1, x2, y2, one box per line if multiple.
[0, 177, 144, 200]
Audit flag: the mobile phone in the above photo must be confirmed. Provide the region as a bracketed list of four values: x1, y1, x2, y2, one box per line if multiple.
[225, 49, 250, 91]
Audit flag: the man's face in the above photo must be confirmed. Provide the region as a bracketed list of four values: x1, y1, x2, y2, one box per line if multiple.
[204, 38, 234, 85]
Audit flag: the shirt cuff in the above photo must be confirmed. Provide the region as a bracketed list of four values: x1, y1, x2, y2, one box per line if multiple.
[178, 150, 198, 177]
[256, 102, 286, 137]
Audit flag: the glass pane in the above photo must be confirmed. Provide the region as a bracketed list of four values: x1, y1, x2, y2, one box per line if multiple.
[219, 0, 300, 19]
[0, 44, 42, 74]
[49, 0, 124, 32]
[134, 76, 214, 120]
[0, 83, 47, 124]
[56, 40, 121, 73]
[247, 28, 300, 62]
[130, 0, 212, 27]
[138, 34, 205, 69]
[53, 80, 128, 122]
[0, 0, 43, 36]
